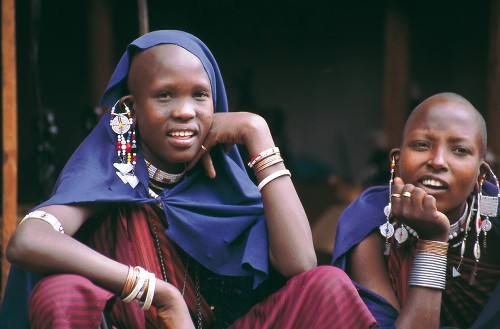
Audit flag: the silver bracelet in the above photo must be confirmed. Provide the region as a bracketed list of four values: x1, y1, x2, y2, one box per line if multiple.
[409, 252, 447, 290]
[20, 210, 65, 234]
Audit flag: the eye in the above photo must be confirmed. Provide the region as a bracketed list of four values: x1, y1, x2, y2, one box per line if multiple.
[452, 146, 472, 156]
[194, 90, 211, 100]
[157, 91, 172, 100]
[409, 141, 430, 151]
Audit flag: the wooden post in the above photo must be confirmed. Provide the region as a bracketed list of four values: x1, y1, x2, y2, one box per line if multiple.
[488, 0, 500, 174]
[382, 0, 410, 149]
[1, 0, 18, 299]
[137, 0, 150, 35]
[88, 0, 114, 106]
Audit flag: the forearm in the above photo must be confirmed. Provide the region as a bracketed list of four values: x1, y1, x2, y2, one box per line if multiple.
[7, 220, 129, 294]
[8, 218, 191, 323]
[257, 161, 317, 276]
[395, 287, 442, 329]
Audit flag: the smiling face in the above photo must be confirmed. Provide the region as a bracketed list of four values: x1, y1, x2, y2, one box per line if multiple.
[394, 94, 485, 221]
[126, 44, 213, 173]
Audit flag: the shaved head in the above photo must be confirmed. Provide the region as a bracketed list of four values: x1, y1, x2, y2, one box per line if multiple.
[403, 92, 487, 157]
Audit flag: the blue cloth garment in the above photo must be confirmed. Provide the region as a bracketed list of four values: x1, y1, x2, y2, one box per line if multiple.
[332, 182, 500, 328]
[0, 30, 268, 328]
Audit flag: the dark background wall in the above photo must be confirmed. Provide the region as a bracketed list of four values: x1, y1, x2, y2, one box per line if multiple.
[12, 0, 490, 205]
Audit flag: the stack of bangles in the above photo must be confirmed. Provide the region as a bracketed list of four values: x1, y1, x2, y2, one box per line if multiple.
[409, 239, 449, 290]
[248, 147, 291, 191]
[121, 265, 157, 310]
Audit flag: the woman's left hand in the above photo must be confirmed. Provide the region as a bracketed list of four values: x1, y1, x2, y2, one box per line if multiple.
[186, 112, 274, 178]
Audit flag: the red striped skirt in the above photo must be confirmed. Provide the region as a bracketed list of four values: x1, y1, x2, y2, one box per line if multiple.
[28, 204, 376, 329]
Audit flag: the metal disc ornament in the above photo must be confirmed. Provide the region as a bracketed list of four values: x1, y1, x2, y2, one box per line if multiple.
[379, 222, 394, 238]
[384, 204, 391, 217]
[481, 218, 492, 232]
[394, 226, 409, 244]
[110, 115, 132, 135]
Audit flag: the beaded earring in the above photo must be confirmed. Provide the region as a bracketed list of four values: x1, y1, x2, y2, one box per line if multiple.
[110, 100, 139, 188]
[452, 194, 475, 278]
[379, 157, 396, 255]
[478, 170, 499, 245]
[469, 168, 499, 284]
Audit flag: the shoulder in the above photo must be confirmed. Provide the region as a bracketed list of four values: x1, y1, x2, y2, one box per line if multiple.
[332, 185, 389, 267]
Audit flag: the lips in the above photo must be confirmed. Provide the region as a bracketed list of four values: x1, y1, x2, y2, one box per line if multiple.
[418, 177, 448, 191]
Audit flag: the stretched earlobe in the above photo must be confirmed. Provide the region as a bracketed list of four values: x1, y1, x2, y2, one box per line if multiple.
[389, 149, 400, 176]
[389, 149, 400, 163]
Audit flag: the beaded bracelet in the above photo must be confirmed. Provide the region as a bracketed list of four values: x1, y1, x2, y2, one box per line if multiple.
[253, 154, 284, 174]
[257, 169, 291, 191]
[19, 210, 65, 234]
[248, 147, 280, 168]
[415, 239, 448, 256]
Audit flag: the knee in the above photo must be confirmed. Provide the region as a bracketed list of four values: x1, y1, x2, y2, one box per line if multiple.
[29, 274, 112, 328]
[296, 265, 354, 290]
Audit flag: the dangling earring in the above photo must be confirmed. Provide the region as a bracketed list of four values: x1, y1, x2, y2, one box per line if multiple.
[110, 100, 139, 188]
[470, 168, 499, 284]
[478, 169, 499, 247]
[379, 156, 396, 255]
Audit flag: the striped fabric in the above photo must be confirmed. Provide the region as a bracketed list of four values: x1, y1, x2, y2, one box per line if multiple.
[29, 204, 376, 328]
[442, 253, 500, 327]
[387, 239, 500, 328]
[229, 266, 377, 329]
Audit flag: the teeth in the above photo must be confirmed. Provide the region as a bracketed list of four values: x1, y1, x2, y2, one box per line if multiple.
[422, 179, 444, 187]
[169, 131, 194, 137]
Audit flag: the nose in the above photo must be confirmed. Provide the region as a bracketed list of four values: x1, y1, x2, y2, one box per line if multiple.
[427, 147, 448, 171]
[171, 98, 196, 120]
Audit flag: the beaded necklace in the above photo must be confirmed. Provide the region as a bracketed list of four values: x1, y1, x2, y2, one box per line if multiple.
[145, 160, 185, 184]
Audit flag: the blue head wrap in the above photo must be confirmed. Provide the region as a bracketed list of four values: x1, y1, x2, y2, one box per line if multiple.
[38, 30, 269, 286]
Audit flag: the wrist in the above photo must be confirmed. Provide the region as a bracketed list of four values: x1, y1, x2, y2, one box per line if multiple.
[152, 279, 183, 307]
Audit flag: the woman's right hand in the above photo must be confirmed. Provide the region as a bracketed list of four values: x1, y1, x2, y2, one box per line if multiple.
[390, 177, 450, 242]
[154, 280, 195, 329]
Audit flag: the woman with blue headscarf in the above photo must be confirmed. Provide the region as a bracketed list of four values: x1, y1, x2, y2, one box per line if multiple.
[1, 30, 376, 328]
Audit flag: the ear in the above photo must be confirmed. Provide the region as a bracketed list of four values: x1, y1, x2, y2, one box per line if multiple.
[480, 161, 492, 175]
[120, 95, 136, 125]
[389, 148, 401, 175]
[474, 161, 490, 194]
[389, 148, 400, 163]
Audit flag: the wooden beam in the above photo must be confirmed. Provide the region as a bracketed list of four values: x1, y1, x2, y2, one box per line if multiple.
[488, 0, 500, 174]
[1, 0, 18, 299]
[382, 0, 410, 149]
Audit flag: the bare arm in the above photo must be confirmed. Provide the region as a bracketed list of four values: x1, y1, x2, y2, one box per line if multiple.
[188, 112, 316, 276]
[348, 177, 450, 329]
[349, 231, 443, 329]
[7, 204, 194, 328]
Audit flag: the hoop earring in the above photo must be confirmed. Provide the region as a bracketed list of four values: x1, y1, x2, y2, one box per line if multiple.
[110, 100, 139, 188]
[379, 156, 396, 255]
